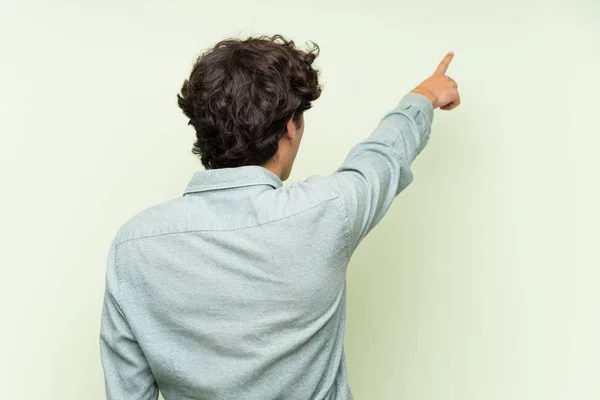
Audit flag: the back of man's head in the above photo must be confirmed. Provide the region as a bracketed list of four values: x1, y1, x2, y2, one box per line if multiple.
[177, 35, 322, 170]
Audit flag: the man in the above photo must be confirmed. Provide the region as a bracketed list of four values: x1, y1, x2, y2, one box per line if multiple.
[100, 34, 460, 400]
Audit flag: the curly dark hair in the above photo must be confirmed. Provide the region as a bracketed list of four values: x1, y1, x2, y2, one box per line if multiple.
[177, 34, 322, 170]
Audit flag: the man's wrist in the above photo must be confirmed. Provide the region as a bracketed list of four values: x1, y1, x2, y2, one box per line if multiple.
[410, 89, 437, 108]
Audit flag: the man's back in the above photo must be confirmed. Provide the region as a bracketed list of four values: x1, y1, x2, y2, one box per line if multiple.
[103, 166, 353, 399]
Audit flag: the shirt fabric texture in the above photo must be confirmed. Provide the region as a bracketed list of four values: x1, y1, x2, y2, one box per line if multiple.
[100, 93, 434, 400]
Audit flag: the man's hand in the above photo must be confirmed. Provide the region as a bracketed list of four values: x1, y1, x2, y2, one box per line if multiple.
[411, 52, 460, 110]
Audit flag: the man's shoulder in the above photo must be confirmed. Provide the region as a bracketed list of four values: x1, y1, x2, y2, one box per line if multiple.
[112, 196, 190, 247]
[109, 174, 350, 247]
[287, 174, 343, 202]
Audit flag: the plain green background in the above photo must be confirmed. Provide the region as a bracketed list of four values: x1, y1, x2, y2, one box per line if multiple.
[1, 0, 598, 398]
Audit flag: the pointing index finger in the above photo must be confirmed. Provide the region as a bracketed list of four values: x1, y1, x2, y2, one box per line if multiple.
[435, 51, 455, 75]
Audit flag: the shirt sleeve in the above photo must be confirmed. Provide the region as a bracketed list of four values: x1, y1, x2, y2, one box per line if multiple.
[100, 241, 159, 400]
[328, 93, 434, 253]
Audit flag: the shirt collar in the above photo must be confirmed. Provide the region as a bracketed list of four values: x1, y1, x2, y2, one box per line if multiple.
[183, 165, 284, 195]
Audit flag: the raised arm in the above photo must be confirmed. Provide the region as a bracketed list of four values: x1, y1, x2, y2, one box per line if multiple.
[329, 52, 460, 252]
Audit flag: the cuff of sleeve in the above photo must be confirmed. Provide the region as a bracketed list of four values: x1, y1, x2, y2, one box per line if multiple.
[398, 93, 434, 125]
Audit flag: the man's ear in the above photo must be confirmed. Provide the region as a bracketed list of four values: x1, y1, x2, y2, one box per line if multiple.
[285, 117, 297, 140]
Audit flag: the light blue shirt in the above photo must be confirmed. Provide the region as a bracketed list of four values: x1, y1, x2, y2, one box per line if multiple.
[100, 93, 434, 399]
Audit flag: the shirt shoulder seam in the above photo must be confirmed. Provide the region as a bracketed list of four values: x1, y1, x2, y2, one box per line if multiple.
[114, 195, 341, 248]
